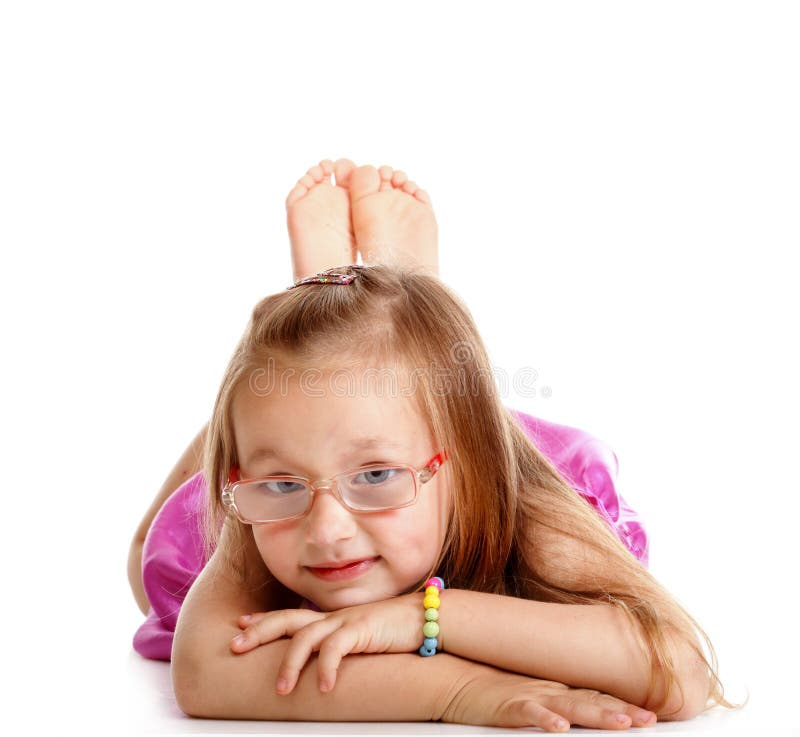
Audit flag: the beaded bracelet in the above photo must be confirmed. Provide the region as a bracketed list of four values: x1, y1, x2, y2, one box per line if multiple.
[418, 576, 445, 657]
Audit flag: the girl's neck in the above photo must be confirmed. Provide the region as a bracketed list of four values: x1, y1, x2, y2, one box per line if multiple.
[259, 576, 305, 611]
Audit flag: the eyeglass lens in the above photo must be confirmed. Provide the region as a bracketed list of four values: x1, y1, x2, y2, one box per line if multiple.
[234, 466, 416, 522]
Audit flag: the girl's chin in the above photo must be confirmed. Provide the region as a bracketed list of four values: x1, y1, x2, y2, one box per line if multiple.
[311, 584, 398, 612]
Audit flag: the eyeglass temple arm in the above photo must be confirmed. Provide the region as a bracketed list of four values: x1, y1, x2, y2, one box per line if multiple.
[420, 448, 449, 483]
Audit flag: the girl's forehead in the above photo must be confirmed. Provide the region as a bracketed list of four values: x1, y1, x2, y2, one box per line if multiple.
[232, 372, 433, 456]
[236, 362, 425, 414]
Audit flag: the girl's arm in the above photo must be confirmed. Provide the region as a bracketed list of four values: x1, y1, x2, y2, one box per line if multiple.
[435, 523, 706, 719]
[172, 531, 653, 731]
[172, 529, 450, 721]
[437, 588, 707, 721]
[128, 423, 208, 614]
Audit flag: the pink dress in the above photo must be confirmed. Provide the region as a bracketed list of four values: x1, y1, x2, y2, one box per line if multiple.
[133, 407, 649, 661]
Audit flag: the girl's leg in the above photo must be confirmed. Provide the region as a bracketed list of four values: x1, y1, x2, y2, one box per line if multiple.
[128, 424, 206, 614]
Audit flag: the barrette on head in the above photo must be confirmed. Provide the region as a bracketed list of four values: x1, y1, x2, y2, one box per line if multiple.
[287, 266, 364, 290]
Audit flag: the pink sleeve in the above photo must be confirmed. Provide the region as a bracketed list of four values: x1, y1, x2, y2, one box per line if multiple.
[508, 407, 650, 567]
[132, 471, 212, 661]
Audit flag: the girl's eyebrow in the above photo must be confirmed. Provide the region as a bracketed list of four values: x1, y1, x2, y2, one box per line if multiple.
[245, 436, 407, 466]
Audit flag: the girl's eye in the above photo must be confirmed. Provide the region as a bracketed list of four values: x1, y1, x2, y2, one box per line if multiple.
[352, 468, 398, 485]
[258, 480, 306, 495]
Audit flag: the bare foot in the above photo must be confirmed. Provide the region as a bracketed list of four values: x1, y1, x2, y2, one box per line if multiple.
[286, 158, 357, 281]
[349, 165, 439, 276]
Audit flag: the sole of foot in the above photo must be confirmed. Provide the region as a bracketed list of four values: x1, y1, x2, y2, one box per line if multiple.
[286, 158, 357, 282]
[349, 164, 439, 277]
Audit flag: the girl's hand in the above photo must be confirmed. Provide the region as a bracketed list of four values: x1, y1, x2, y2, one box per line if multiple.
[230, 593, 423, 694]
[441, 664, 657, 732]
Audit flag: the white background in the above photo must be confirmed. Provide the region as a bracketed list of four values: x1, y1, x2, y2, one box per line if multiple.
[1, 1, 797, 735]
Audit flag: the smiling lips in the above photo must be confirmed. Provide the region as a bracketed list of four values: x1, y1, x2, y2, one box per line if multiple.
[307, 556, 380, 581]
[309, 557, 375, 569]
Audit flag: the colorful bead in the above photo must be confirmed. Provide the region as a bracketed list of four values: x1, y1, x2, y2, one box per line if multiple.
[422, 621, 440, 638]
[419, 576, 445, 657]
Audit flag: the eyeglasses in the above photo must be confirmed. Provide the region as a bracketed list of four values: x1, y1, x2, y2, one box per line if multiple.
[222, 449, 449, 524]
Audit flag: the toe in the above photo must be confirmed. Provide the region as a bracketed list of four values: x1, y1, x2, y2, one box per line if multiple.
[401, 180, 419, 196]
[378, 165, 393, 192]
[306, 165, 326, 183]
[285, 183, 307, 208]
[298, 173, 316, 189]
[414, 188, 431, 205]
[349, 165, 381, 203]
[334, 158, 356, 188]
[319, 159, 335, 177]
[391, 170, 408, 187]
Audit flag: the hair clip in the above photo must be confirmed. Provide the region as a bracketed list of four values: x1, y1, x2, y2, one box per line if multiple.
[287, 267, 363, 290]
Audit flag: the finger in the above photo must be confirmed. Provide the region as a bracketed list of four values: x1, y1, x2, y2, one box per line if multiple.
[237, 613, 256, 628]
[556, 696, 637, 731]
[500, 699, 571, 732]
[237, 611, 272, 627]
[619, 706, 657, 727]
[276, 619, 343, 694]
[316, 627, 361, 692]
[576, 692, 657, 729]
[231, 610, 325, 653]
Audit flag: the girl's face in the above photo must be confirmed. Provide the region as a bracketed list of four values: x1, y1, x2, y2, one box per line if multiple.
[231, 371, 452, 612]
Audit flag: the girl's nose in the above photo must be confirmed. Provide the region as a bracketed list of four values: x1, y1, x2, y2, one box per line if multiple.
[303, 486, 358, 546]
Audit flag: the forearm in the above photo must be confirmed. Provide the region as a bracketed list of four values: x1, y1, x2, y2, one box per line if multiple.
[438, 589, 704, 718]
[174, 638, 465, 721]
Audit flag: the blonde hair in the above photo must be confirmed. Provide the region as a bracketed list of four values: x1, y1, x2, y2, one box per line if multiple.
[201, 263, 742, 718]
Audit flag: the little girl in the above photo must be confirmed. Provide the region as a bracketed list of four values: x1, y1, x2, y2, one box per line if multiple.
[130, 160, 739, 731]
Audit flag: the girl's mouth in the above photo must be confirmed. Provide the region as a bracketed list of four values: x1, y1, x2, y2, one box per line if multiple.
[307, 556, 380, 582]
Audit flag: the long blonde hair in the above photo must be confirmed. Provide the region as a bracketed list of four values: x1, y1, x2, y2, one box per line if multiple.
[201, 263, 742, 717]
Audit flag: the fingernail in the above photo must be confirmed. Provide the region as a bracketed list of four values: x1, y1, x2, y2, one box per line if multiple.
[240, 614, 252, 623]
[637, 710, 655, 722]
[276, 678, 288, 692]
[232, 634, 246, 645]
[320, 680, 330, 692]
[615, 714, 631, 724]
[554, 718, 569, 729]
